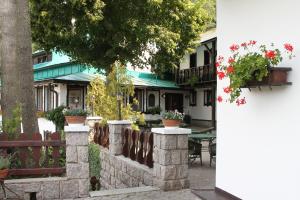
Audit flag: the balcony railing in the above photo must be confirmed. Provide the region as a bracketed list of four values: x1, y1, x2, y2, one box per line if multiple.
[176, 64, 216, 85]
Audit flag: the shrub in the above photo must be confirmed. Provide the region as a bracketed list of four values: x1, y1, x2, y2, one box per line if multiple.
[88, 143, 100, 179]
[45, 106, 66, 131]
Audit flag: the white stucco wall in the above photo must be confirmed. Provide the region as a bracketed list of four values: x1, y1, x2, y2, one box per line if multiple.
[217, 0, 300, 199]
[186, 88, 212, 120]
[179, 43, 212, 70]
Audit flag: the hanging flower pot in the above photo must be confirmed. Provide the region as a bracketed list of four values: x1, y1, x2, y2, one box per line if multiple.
[216, 41, 295, 106]
[242, 67, 292, 87]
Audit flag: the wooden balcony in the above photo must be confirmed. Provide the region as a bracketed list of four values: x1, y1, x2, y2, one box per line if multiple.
[175, 65, 216, 86]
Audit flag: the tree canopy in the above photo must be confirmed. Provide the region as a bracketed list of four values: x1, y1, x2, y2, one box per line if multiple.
[30, 0, 215, 73]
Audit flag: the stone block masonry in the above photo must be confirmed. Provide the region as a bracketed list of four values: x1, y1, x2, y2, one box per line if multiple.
[99, 121, 191, 192]
[0, 125, 90, 200]
[152, 128, 191, 191]
[99, 146, 154, 190]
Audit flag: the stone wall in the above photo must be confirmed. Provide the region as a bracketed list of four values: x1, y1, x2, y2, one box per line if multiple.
[100, 121, 190, 192]
[0, 125, 90, 200]
[100, 146, 154, 189]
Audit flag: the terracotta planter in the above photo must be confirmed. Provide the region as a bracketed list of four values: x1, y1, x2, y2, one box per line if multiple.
[0, 169, 9, 179]
[162, 119, 182, 127]
[242, 67, 292, 88]
[65, 116, 86, 125]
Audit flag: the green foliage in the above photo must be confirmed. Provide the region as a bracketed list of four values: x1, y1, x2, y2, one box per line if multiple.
[87, 62, 145, 124]
[187, 75, 199, 87]
[0, 156, 11, 170]
[3, 104, 21, 140]
[145, 106, 162, 115]
[45, 106, 66, 131]
[30, 0, 213, 74]
[162, 110, 184, 120]
[228, 53, 269, 102]
[131, 124, 140, 131]
[218, 41, 294, 103]
[89, 143, 100, 179]
[63, 108, 89, 116]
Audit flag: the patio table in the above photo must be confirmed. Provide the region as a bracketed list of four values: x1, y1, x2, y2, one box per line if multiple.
[188, 133, 216, 142]
[188, 133, 216, 166]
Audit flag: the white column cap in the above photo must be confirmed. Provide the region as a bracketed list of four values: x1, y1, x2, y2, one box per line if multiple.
[151, 127, 191, 135]
[107, 120, 132, 125]
[64, 125, 90, 132]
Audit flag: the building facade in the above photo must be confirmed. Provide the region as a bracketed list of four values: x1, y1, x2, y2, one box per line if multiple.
[33, 29, 217, 127]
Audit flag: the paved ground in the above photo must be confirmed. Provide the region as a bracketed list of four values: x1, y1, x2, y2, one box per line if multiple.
[88, 189, 201, 200]
[189, 144, 216, 190]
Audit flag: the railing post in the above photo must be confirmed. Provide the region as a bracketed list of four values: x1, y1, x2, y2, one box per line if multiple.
[107, 120, 131, 156]
[64, 125, 89, 198]
[152, 127, 191, 191]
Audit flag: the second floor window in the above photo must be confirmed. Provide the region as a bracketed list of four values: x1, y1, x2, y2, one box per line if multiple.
[204, 89, 212, 106]
[204, 50, 210, 65]
[33, 52, 52, 64]
[190, 53, 197, 68]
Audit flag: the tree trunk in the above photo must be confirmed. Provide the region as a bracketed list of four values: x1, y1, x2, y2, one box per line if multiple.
[0, 0, 21, 132]
[0, 0, 39, 134]
[16, 0, 39, 134]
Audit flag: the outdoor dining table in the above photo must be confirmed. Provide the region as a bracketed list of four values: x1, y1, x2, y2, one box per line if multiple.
[188, 132, 216, 143]
[188, 132, 216, 164]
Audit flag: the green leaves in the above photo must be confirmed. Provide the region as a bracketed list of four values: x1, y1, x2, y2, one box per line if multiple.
[30, 0, 214, 73]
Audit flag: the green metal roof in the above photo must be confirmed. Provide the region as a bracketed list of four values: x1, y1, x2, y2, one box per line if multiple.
[33, 52, 71, 70]
[33, 52, 179, 89]
[127, 71, 179, 89]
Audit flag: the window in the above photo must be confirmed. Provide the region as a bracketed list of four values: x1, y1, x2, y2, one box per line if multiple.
[36, 87, 43, 111]
[204, 50, 210, 65]
[33, 52, 52, 64]
[148, 94, 155, 107]
[190, 53, 197, 68]
[189, 90, 197, 106]
[203, 90, 212, 106]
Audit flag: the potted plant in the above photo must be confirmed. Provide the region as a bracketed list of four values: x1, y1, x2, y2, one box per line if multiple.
[0, 156, 10, 179]
[144, 106, 162, 121]
[162, 110, 184, 127]
[63, 108, 89, 125]
[216, 41, 295, 105]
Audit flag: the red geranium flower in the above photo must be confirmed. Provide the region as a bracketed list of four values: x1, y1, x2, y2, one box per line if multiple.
[241, 42, 247, 47]
[284, 43, 293, 52]
[226, 66, 234, 74]
[265, 50, 276, 59]
[217, 96, 223, 103]
[223, 86, 232, 94]
[217, 71, 225, 80]
[248, 40, 257, 45]
[228, 57, 235, 64]
[215, 62, 220, 68]
[230, 44, 239, 52]
[218, 56, 224, 61]
[236, 97, 246, 106]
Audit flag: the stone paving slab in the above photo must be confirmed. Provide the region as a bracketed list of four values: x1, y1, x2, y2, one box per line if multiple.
[87, 189, 201, 200]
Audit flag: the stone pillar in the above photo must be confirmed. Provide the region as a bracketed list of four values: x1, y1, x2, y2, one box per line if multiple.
[64, 125, 90, 198]
[107, 120, 131, 155]
[152, 127, 191, 191]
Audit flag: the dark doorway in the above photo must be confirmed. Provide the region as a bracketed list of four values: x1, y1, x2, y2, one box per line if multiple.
[165, 93, 183, 113]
